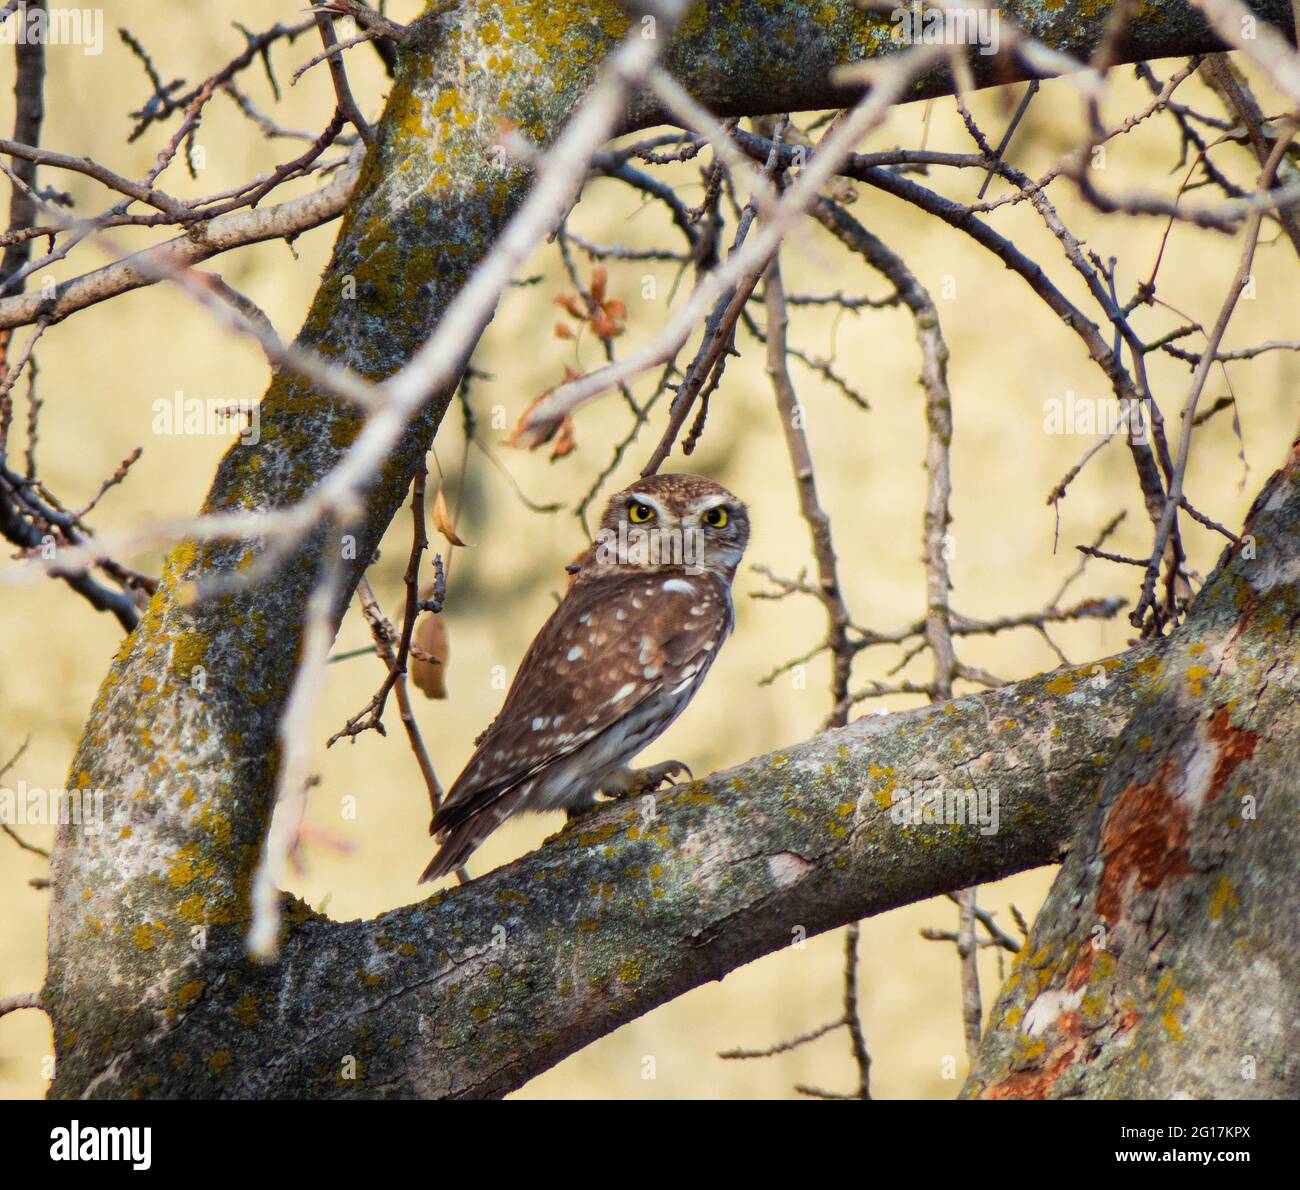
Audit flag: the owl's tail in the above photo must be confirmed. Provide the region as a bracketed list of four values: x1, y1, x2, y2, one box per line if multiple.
[418, 821, 482, 884]
[418, 787, 529, 884]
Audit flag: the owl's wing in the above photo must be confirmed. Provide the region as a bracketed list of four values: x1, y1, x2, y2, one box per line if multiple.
[433, 569, 732, 834]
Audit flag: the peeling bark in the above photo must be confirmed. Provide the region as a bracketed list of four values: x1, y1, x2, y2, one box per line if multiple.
[41, 2, 1299, 1099]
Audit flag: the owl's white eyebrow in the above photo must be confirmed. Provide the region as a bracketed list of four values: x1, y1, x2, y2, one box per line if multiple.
[694, 495, 731, 512]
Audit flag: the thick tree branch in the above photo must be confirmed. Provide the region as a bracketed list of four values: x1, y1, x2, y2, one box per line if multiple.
[0, 156, 360, 330]
[57, 632, 1161, 1099]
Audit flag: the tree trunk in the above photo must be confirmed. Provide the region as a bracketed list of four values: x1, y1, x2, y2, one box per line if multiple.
[965, 446, 1300, 1100]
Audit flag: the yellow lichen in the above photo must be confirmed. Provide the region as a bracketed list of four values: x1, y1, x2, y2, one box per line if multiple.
[176, 980, 206, 1009]
[205, 1051, 231, 1074]
[1208, 876, 1238, 920]
[233, 992, 259, 1025]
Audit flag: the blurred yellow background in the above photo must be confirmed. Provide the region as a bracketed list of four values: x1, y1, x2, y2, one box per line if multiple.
[2, 3, 1297, 1099]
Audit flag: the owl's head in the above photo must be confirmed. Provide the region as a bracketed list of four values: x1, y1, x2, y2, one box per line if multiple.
[588, 474, 750, 581]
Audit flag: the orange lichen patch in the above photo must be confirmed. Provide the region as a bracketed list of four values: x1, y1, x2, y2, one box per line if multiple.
[980, 1037, 1081, 1100]
[170, 630, 209, 679]
[1204, 705, 1258, 801]
[1185, 665, 1211, 696]
[133, 922, 163, 950]
[175, 980, 206, 1010]
[176, 895, 207, 925]
[1043, 672, 1075, 695]
[1095, 761, 1192, 925]
[981, 980, 1104, 1099]
[168, 857, 201, 888]
[1115, 1008, 1142, 1034]
[1057, 1009, 1083, 1037]
[1162, 987, 1185, 1041]
[233, 992, 259, 1025]
[205, 1051, 231, 1075]
[618, 959, 641, 986]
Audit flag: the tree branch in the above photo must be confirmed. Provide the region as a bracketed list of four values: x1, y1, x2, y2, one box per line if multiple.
[66, 630, 1162, 1098]
[0, 154, 360, 330]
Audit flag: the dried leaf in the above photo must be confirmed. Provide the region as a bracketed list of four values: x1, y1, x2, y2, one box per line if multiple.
[507, 369, 584, 451]
[554, 294, 584, 320]
[590, 265, 607, 304]
[550, 415, 577, 461]
[554, 321, 575, 340]
[590, 312, 618, 340]
[432, 485, 467, 547]
[411, 610, 449, 700]
[602, 297, 627, 321]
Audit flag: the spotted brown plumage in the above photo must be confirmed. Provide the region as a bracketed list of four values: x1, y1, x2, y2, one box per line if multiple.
[419, 474, 749, 883]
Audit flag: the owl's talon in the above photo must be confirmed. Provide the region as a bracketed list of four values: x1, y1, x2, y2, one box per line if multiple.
[565, 796, 600, 822]
[603, 760, 692, 799]
[651, 760, 693, 788]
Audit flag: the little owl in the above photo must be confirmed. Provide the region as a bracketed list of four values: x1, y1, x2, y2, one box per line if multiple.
[419, 474, 749, 882]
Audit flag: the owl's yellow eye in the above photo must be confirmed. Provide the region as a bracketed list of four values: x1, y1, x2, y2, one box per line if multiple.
[627, 501, 656, 524]
[703, 506, 728, 529]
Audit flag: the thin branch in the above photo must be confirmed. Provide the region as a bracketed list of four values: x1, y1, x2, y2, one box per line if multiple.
[0, 152, 361, 331]
[515, 44, 949, 444]
[309, 0, 374, 144]
[0, 991, 43, 1017]
[1131, 125, 1295, 630]
[247, 529, 347, 959]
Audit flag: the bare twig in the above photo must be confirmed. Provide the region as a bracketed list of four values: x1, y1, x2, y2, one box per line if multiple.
[310, 0, 374, 144]
[1131, 126, 1295, 630]
[247, 531, 347, 959]
[0, 991, 42, 1017]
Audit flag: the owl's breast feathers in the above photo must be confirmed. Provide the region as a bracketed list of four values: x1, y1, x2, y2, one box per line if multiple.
[431, 567, 734, 838]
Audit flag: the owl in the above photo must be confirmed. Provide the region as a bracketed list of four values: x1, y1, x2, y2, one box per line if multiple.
[419, 474, 750, 882]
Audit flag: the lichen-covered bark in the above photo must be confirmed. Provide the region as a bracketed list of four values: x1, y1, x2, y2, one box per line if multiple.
[43, 1, 1298, 1099]
[59, 639, 1163, 1099]
[964, 446, 1300, 1100]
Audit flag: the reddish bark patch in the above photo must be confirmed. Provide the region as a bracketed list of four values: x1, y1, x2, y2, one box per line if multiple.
[982, 1039, 1081, 1100]
[1096, 761, 1192, 926]
[1205, 705, 1258, 802]
[1065, 945, 1095, 993]
[980, 992, 1143, 1098]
